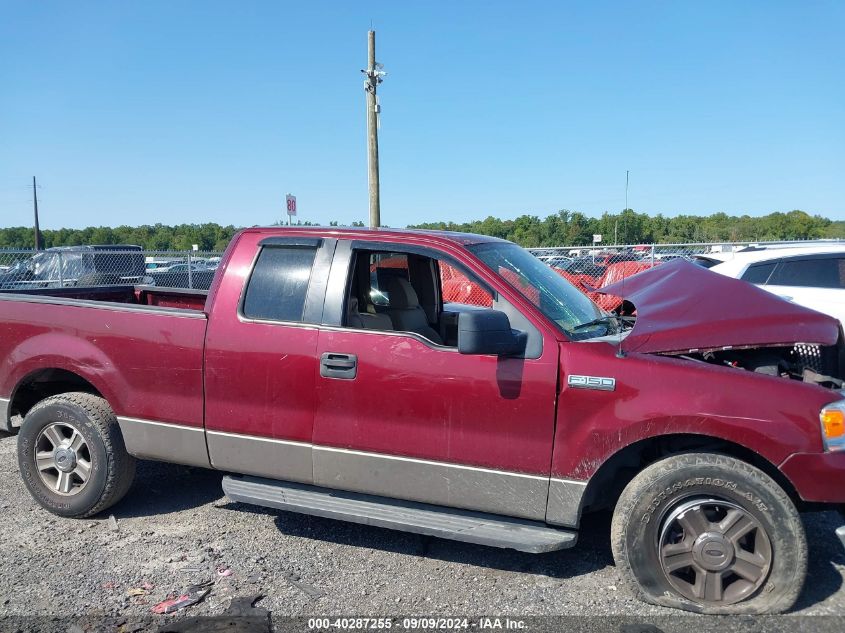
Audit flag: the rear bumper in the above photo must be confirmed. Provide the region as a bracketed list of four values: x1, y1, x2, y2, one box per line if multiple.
[780, 451, 845, 504]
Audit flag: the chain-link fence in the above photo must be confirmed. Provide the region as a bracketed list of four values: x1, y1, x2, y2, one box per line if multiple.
[0, 247, 224, 291]
[2, 239, 842, 299]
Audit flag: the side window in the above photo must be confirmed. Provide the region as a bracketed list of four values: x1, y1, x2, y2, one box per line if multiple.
[438, 261, 493, 307]
[768, 258, 842, 289]
[369, 253, 409, 306]
[242, 246, 317, 321]
[741, 262, 776, 285]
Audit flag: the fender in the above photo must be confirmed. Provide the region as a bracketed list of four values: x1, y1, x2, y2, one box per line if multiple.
[546, 341, 836, 526]
[4, 332, 126, 414]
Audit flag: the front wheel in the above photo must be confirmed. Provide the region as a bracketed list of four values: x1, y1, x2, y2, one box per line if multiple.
[610, 452, 806, 614]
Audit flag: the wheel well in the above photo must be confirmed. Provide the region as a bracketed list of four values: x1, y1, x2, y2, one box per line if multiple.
[9, 369, 102, 429]
[580, 433, 802, 516]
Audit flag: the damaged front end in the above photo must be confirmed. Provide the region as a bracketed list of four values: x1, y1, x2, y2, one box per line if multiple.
[598, 259, 845, 389]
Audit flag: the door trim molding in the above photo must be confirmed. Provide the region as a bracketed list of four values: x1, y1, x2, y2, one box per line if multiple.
[315, 444, 549, 480]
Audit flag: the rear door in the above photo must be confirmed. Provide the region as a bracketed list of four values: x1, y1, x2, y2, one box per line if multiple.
[311, 240, 559, 520]
[204, 234, 335, 483]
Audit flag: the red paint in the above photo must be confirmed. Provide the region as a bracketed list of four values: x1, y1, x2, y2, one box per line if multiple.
[2, 227, 844, 510]
[0, 299, 206, 427]
[314, 328, 558, 474]
[203, 230, 317, 443]
[553, 341, 835, 485]
[600, 259, 842, 354]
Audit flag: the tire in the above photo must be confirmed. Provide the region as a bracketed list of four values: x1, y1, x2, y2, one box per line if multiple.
[610, 452, 806, 614]
[17, 392, 136, 518]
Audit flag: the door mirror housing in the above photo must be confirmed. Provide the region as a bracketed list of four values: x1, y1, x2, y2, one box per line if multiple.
[457, 310, 527, 356]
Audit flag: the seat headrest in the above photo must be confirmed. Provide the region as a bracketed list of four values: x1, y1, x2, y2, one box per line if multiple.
[348, 296, 360, 313]
[385, 276, 419, 309]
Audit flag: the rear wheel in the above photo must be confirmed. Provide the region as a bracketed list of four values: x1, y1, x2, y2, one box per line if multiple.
[17, 392, 135, 518]
[610, 452, 806, 614]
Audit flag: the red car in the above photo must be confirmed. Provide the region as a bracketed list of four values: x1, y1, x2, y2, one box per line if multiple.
[1, 227, 844, 614]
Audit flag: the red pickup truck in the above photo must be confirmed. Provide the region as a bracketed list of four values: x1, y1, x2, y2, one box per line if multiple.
[2, 227, 844, 615]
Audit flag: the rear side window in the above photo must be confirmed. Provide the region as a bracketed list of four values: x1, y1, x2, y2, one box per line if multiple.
[741, 262, 776, 284]
[768, 257, 845, 289]
[243, 246, 317, 321]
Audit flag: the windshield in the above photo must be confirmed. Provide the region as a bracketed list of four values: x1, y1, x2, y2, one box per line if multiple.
[468, 241, 609, 338]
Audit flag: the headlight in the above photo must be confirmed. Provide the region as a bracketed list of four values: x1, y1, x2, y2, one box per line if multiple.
[820, 400, 845, 452]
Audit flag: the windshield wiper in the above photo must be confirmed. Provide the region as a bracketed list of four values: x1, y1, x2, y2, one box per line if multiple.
[572, 314, 636, 331]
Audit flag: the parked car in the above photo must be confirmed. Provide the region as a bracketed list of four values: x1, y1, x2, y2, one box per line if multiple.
[0, 245, 148, 290]
[1, 227, 844, 615]
[558, 252, 641, 279]
[148, 263, 216, 290]
[709, 246, 845, 329]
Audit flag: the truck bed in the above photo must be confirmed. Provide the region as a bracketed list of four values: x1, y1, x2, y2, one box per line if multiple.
[0, 284, 209, 312]
[0, 285, 208, 431]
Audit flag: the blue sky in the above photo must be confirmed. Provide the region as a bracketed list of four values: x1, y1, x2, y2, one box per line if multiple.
[1, 1, 843, 229]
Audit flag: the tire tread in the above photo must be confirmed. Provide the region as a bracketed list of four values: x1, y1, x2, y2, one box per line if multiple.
[23, 392, 135, 518]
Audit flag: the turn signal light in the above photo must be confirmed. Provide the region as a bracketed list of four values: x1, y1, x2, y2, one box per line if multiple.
[821, 409, 845, 439]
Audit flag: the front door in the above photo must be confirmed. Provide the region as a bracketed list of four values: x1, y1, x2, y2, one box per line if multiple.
[312, 241, 559, 520]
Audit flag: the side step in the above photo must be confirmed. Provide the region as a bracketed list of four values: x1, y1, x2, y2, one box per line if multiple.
[222, 475, 577, 554]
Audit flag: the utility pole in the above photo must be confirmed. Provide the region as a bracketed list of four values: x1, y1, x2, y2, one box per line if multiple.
[32, 176, 42, 251]
[362, 30, 385, 228]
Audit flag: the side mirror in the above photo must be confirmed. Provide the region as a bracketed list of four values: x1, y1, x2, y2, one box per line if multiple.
[458, 310, 527, 356]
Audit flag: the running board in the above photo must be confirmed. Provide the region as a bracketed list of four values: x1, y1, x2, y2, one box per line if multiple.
[222, 475, 577, 553]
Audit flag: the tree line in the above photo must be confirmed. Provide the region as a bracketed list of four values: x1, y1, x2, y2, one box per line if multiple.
[410, 209, 845, 248]
[0, 210, 841, 251]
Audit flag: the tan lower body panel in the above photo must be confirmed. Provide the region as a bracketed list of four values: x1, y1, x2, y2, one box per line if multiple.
[116, 417, 210, 468]
[113, 418, 587, 527]
[546, 477, 589, 527]
[206, 430, 312, 484]
[313, 446, 549, 521]
[0, 397, 10, 433]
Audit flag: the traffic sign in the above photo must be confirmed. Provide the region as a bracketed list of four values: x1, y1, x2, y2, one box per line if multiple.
[286, 194, 297, 216]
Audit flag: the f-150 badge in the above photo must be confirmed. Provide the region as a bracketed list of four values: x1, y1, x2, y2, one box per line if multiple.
[567, 375, 616, 391]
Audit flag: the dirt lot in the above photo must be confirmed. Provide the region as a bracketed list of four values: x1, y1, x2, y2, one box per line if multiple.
[0, 432, 844, 630]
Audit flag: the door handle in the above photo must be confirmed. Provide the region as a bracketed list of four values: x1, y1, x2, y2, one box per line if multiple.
[320, 352, 358, 379]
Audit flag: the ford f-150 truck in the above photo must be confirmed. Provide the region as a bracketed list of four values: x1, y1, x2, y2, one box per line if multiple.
[2, 227, 844, 615]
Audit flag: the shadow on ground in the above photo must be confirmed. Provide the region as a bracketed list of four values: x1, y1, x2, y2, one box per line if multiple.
[216, 500, 614, 580]
[111, 459, 224, 518]
[106, 458, 845, 607]
[793, 511, 844, 610]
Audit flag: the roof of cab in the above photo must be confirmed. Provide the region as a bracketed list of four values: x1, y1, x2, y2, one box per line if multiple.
[240, 226, 508, 247]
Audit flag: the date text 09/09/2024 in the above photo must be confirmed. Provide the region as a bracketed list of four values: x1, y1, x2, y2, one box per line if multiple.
[307, 618, 526, 630]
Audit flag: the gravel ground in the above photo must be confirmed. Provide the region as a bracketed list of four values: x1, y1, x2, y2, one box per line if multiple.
[1, 431, 844, 630]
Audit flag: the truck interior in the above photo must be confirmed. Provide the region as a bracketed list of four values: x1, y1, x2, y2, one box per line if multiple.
[343, 249, 493, 347]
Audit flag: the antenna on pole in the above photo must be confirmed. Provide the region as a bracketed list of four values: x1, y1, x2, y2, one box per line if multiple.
[616, 170, 630, 359]
[32, 176, 42, 251]
[624, 169, 629, 244]
[625, 170, 629, 212]
[362, 30, 386, 228]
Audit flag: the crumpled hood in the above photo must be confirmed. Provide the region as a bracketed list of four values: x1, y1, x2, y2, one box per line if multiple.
[598, 259, 841, 354]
